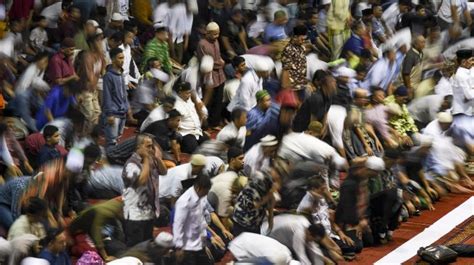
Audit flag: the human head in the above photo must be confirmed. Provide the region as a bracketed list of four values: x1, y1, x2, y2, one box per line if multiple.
[308, 11, 319, 25]
[371, 87, 385, 104]
[83, 144, 101, 168]
[24, 197, 48, 223]
[109, 47, 124, 68]
[292, 25, 308, 45]
[437, 111, 453, 131]
[190, 154, 206, 175]
[206, 22, 220, 42]
[398, 0, 413, 13]
[60, 37, 75, 57]
[43, 125, 60, 145]
[231, 108, 247, 128]
[394, 86, 409, 105]
[108, 32, 124, 49]
[273, 10, 288, 26]
[306, 121, 323, 138]
[383, 47, 396, 62]
[306, 223, 326, 242]
[162, 96, 176, 112]
[256, 90, 272, 111]
[68, 5, 81, 20]
[36, 15, 48, 28]
[320, 72, 337, 96]
[352, 21, 366, 36]
[428, 25, 441, 41]
[232, 56, 247, 74]
[166, 109, 182, 130]
[227, 147, 244, 171]
[353, 89, 369, 107]
[176, 82, 192, 101]
[260, 135, 279, 157]
[415, 5, 426, 16]
[354, 65, 368, 81]
[361, 8, 373, 23]
[194, 174, 212, 197]
[307, 175, 327, 197]
[33, 52, 49, 71]
[440, 95, 453, 111]
[413, 35, 426, 51]
[110, 12, 124, 28]
[147, 57, 161, 71]
[150, 232, 174, 256]
[373, 4, 383, 18]
[41, 229, 67, 254]
[362, 156, 385, 178]
[86, 34, 103, 53]
[84, 19, 98, 36]
[155, 27, 169, 42]
[231, 9, 244, 24]
[123, 28, 135, 46]
[136, 133, 154, 155]
[456, 49, 473, 68]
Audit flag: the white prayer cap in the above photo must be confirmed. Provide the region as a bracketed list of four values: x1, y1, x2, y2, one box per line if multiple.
[200, 55, 214, 73]
[150, 68, 170, 82]
[437, 111, 453, 123]
[96, 28, 104, 35]
[65, 148, 84, 173]
[111, 12, 124, 21]
[321, 0, 331, 5]
[253, 56, 274, 72]
[206, 22, 220, 32]
[190, 154, 207, 166]
[335, 67, 356, 78]
[107, 257, 143, 265]
[260, 135, 278, 147]
[154, 232, 174, 248]
[365, 156, 385, 171]
[86, 20, 99, 27]
[0, 237, 11, 257]
[21, 257, 50, 265]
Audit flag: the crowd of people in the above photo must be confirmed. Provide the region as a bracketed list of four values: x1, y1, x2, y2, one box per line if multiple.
[0, 0, 473, 264]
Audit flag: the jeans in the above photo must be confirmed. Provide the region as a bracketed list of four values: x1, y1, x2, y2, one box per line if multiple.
[0, 204, 14, 230]
[103, 115, 126, 148]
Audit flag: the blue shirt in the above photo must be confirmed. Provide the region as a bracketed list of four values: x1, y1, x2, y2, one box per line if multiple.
[342, 34, 364, 57]
[38, 249, 72, 265]
[263, 23, 288, 44]
[244, 103, 281, 151]
[38, 144, 61, 166]
[36, 85, 76, 130]
[0, 177, 31, 220]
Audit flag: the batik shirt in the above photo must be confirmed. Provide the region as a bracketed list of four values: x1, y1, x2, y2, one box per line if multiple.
[281, 41, 307, 88]
[384, 95, 419, 136]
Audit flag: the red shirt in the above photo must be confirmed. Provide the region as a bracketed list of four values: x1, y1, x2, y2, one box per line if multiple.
[47, 52, 75, 84]
[8, 0, 34, 20]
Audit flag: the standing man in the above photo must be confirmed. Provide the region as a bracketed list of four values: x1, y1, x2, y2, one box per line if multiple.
[122, 134, 167, 247]
[326, 0, 351, 60]
[281, 25, 310, 101]
[197, 22, 227, 128]
[102, 48, 129, 147]
[402, 35, 426, 98]
[142, 27, 173, 74]
[173, 174, 213, 265]
[47, 38, 79, 86]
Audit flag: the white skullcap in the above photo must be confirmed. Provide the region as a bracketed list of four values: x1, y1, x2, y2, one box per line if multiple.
[154, 232, 174, 248]
[86, 20, 99, 27]
[365, 156, 385, 171]
[200, 55, 214, 73]
[253, 56, 274, 72]
[65, 148, 85, 173]
[107, 257, 143, 265]
[21, 257, 50, 265]
[96, 28, 103, 35]
[206, 22, 220, 31]
[437, 111, 453, 123]
[260, 135, 278, 147]
[190, 154, 207, 166]
[321, 0, 331, 5]
[149, 68, 170, 82]
[0, 237, 11, 257]
[111, 13, 124, 21]
[335, 67, 356, 78]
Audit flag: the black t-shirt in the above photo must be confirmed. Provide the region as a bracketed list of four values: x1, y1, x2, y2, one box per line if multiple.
[142, 119, 179, 151]
[292, 89, 333, 132]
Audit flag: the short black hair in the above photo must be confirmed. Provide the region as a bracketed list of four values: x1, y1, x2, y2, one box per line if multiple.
[308, 223, 326, 238]
[307, 176, 326, 190]
[355, 64, 368, 73]
[227, 146, 244, 161]
[84, 144, 102, 161]
[370, 86, 385, 95]
[43, 125, 59, 139]
[24, 197, 48, 216]
[231, 108, 246, 122]
[415, 4, 425, 11]
[312, 69, 329, 83]
[194, 174, 212, 190]
[162, 96, 176, 106]
[109, 47, 123, 59]
[231, 56, 245, 68]
[109, 31, 124, 42]
[167, 109, 182, 119]
[293, 25, 308, 36]
[175, 82, 192, 93]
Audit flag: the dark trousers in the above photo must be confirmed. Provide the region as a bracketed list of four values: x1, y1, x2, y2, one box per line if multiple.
[207, 83, 225, 127]
[180, 133, 209, 154]
[124, 219, 154, 247]
[370, 188, 402, 234]
[178, 250, 212, 265]
[231, 222, 260, 237]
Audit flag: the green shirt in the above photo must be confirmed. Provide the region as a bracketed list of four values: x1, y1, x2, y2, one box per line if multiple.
[142, 38, 172, 73]
[384, 95, 418, 136]
[74, 31, 89, 51]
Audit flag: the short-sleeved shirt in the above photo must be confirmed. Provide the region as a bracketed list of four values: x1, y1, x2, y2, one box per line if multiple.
[342, 34, 364, 57]
[221, 20, 246, 55]
[47, 52, 75, 84]
[263, 23, 288, 44]
[281, 41, 307, 87]
[402, 48, 423, 76]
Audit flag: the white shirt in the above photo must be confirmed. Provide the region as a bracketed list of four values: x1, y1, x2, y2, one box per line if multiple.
[262, 214, 324, 265]
[15, 63, 49, 94]
[173, 187, 208, 251]
[174, 95, 203, 138]
[364, 57, 398, 91]
[159, 163, 192, 198]
[278, 132, 343, 166]
[216, 122, 246, 148]
[435, 76, 454, 96]
[407, 94, 445, 123]
[168, 3, 193, 44]
[119, 44, 140, 85]
[229, 232, 294, 264]
[140, 106, 169, 132]
[438, 0, 468, 23]
[244, 143, 271, 177]
[227, 70, 263, 112]
[0, 33, 16, 59]
[451, 67, 474, 115]
[40, 1, 62, 28]
[209, 171, 245, 217]
[153, 2, 170, 27]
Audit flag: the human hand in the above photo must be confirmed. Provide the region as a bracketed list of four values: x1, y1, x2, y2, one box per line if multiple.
[222, 229, 234, 240]
[339, 232, 355, 247]
[107, 116, 115, 126]
[7, 165, 23, 177]
[211, 236, 225, 250]
[23, 161, 33, 174]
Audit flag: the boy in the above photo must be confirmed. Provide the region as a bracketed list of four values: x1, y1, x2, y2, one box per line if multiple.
[38, 125, 62, 166]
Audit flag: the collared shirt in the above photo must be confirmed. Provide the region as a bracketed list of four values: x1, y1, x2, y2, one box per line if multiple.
[142, 38, 172, 73]
[216, 122, 246, 148]
[197, 38, 226, 88]
[159, 163, 192, 198]
[281, 40, 307, 87]
[173, 187, 208, 251]
[47, 52, 75, 84]
[228, 233, 294, 264]
[342, 33, 364, 57]
[228, 70, 263, 112]
[174, 95, 202, 138]
[451, 67, 474, 115]
[263, 214, 325, 265]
